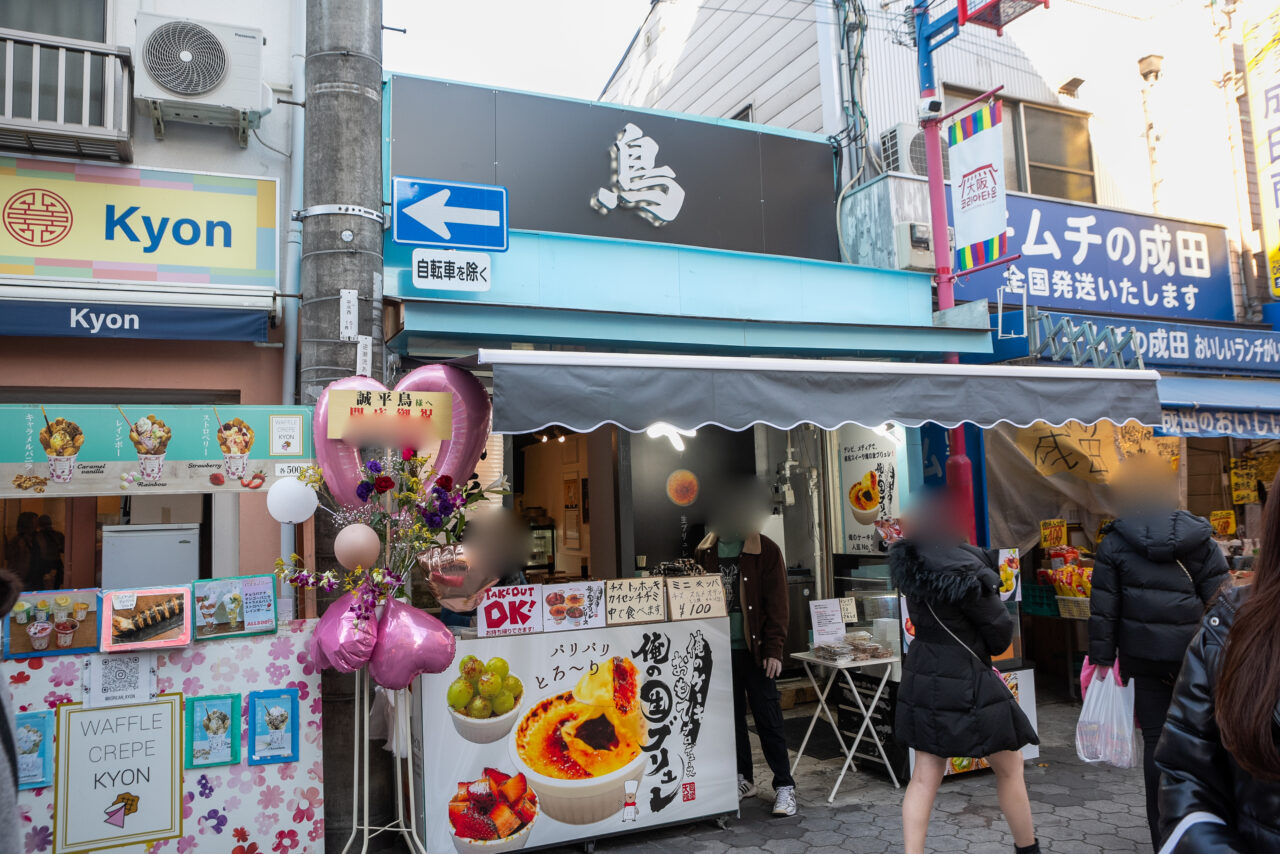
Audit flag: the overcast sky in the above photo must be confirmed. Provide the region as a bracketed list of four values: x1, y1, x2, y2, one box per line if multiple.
[382, 0, 653, 99]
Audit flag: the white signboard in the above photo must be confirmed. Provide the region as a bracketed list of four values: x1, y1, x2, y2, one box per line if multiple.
[477, 584, 544, 637]
[412, 619, 735, 852]
[81, 652, 158, 708]
[834, 424, 903, 553]
[809, 599, 847, 647]
[55, 694, 182, 853]
[411, 247, 492, 292]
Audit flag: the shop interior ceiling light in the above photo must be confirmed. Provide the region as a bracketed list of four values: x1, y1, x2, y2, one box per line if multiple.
[646, 422, 696, 452]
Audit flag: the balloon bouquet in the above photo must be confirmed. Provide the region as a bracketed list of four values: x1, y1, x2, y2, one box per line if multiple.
[265, 365, 500, 691]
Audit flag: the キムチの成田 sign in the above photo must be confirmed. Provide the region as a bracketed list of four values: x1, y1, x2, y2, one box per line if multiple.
[0, 156, 276, 289]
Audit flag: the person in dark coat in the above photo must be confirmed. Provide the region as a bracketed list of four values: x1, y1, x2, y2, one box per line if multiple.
[1089, 457, 1229, 850]
[889, 506, 1040, 854]
[1154, 467, 1280, 852]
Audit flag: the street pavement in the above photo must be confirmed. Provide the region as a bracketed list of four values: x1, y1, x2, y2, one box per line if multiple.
[543, 694, 1152, 854]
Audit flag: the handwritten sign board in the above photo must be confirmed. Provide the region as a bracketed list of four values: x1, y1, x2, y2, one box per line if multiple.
[325, 389, 452, 443]
[839, 597, 859, 623]
[1230, 457, 1261, 505]
[604, 577, 668, 625]
[666, 576, 728, 621]
[55, 693, 182, 853]
[1039, 519, 1067, 549]
[809, 599, 847, 647]
[541, 581, 606, 632]
[477, 585, 544, 637]
[1210, 510, 1237, 537]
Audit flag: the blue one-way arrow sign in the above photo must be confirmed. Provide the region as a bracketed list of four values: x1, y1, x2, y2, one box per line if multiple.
[392, 176, 508, 251]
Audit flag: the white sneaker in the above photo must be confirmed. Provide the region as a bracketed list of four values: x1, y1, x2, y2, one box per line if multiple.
[771, 785, 797, 817]
[737, 774, 758, 801]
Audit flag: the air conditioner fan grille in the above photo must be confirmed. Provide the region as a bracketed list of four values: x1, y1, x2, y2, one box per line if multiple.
[143, 21, 227, 97]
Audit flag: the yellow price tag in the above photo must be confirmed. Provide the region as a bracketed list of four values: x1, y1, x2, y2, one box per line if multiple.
[1040, 519, 1067, 549]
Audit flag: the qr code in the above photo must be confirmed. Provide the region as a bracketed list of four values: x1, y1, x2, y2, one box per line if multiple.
[681, 782, 696, 802]
[100, 656, 141, 696]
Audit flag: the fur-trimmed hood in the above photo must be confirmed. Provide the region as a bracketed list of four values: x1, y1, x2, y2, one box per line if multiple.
[889, 540, 996, 605]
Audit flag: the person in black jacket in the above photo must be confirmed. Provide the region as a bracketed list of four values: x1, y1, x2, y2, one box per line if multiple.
[1155, 468, 1280, 852]
[1089, 457, 1229, 850]
[890, 502, 1040, 854]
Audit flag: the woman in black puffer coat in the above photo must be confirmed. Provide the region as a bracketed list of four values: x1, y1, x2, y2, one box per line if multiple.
[1089, 507, 1228, 850]
[1154, 467, 1280, 852]
[890, 537, 1040, 854]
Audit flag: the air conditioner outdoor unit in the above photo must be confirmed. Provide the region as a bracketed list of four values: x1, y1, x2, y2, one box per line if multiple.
[134, 12, 271, 147]
[879, 122, 949, 179]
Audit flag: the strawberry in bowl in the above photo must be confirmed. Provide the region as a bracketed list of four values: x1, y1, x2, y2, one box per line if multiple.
[449, 768, 538, 853]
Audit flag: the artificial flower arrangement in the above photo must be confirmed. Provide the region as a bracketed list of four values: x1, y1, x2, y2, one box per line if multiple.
[274, 448, 506, 624]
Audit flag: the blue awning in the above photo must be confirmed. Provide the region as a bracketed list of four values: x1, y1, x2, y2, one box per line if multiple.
[1158, 376, 1280, 439]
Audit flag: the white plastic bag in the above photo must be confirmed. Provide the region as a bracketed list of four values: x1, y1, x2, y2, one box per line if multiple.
[1075, 672, 1140, 768]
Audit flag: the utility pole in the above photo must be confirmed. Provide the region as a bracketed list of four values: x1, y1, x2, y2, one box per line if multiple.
[1138, 54, 1164, 214]
[299, 0, 388, 848]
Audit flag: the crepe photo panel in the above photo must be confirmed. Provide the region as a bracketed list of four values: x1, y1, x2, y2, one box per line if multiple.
[192, 575, 278, 641]
[185, 693, 241, 769]
[247, 688, 299, 765]
[99, 586, 191, 653]
[3, 588, 100, 658]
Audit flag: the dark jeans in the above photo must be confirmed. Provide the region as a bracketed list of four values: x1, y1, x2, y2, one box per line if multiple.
[1134, 673, 1176, 852]
[732, 648, 794, 790]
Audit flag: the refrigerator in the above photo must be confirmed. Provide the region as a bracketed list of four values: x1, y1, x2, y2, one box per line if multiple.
[101, 524, 201, 588]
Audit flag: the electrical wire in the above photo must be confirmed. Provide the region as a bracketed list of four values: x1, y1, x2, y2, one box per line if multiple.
[252, 128, 290, 158]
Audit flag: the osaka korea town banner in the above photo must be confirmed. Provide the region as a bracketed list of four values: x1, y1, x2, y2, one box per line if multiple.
[948, 102, 1008, 271]
[1244, 4, 1280, 297]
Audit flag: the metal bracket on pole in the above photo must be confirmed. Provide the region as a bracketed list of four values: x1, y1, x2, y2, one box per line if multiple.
[294, 204, 386, 224]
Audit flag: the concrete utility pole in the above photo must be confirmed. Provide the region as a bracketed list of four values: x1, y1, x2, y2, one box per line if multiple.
[1138, 54, 1164, 214]
[299, 0, 388, 848]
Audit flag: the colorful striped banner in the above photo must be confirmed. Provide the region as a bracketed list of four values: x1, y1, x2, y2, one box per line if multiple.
[948, 101, 1006, 272]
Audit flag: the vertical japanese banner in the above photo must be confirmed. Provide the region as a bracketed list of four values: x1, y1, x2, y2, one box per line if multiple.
[948, 101, 1008, 271]
[834, 424, 904, 554]
[1245, 5, 1280, 297]
[413, 620, 736, 852]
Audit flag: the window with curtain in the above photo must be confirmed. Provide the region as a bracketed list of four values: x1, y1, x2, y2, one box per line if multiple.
[0, 1, 109, 125]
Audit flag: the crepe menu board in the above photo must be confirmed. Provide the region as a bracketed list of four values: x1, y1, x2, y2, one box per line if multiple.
[604, 578, 668, 625]
[0, 404, 313, 498]
[666, 576, 728, 621]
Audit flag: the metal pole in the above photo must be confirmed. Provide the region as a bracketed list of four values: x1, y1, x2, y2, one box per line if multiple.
[300, 1, 388, 848]
[915, 0, 977, 544]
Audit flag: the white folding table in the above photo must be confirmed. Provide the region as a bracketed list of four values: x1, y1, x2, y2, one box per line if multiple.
[789, 650, 902, 802]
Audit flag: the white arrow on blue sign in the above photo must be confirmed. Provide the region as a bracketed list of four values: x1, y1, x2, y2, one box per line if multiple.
[391, 176, 508, 251]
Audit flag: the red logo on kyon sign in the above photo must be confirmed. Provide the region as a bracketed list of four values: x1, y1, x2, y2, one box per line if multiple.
[3, 188, 73, 247]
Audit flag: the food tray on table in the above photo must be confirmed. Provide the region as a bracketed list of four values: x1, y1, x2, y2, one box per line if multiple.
[1055, 596, 1091, 620]
[1023, 583, 1059, 617]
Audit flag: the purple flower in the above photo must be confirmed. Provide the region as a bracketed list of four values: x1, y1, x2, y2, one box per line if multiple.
[355, 481, 374, 503]
[423, 512, 444, 529]
[365, 460, 382, 474]
[25, 825, 53, 853]
[198, 774, 214, 798]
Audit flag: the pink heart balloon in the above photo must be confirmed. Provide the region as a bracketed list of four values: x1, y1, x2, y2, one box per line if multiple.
[367, 598, 457, 690]
[313, 365, 492, 508]
[311, 593, 379, 673]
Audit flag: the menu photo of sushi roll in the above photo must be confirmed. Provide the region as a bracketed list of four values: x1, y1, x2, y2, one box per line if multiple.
[99, 586, 192, 652]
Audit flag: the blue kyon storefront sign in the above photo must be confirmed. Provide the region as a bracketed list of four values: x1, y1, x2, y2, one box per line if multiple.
[0, 300, 269, 341]
[953, 192, 1234, 322]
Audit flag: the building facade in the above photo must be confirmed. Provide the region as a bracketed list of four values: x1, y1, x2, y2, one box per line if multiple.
[0, 0, 305, 582]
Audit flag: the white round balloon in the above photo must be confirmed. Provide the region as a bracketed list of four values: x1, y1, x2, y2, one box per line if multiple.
[267, 477, 319, 524]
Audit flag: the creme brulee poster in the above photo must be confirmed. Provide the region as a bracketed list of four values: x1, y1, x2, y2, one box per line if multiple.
[411, 619, 735, 851]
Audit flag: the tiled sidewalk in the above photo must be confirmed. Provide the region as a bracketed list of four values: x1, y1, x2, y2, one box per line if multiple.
[543, 698, 1151, 854]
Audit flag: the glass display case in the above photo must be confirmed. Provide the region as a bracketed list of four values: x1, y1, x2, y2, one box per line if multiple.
[526, 523, 555, 574]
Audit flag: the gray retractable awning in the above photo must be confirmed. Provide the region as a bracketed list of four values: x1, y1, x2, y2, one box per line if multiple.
[476, 350, 1163, 435]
